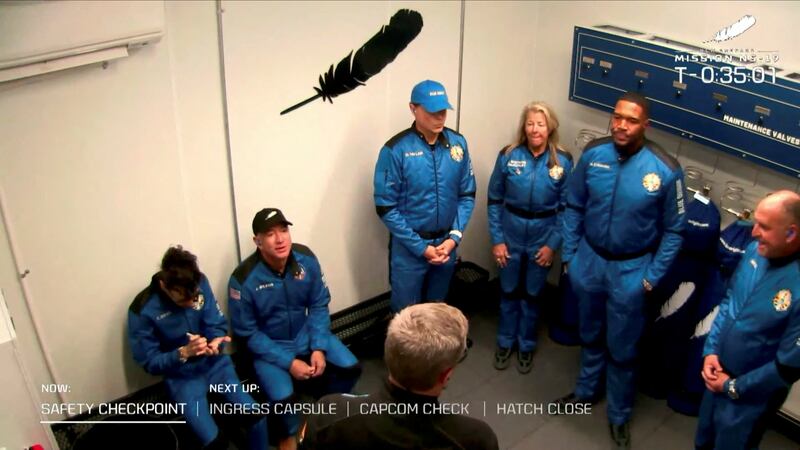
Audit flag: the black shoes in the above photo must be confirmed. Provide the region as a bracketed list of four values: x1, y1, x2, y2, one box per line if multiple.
[517, 351, 533, 374]
[493, 347, 512, 370]
[549, 392, 599, 415]
[609, 422, 631, 450]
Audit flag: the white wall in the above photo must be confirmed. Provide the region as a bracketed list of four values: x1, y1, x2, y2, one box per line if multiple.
[459, 1, 541, 276]
[0, 1, 234, 410]
[220, 0, 462, 310]
[0, 1, 799, 433]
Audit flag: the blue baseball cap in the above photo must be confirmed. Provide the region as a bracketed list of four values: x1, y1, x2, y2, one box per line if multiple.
[410, 80, 453, 113]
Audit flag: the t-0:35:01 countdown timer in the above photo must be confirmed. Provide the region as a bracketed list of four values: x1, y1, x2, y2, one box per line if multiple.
[675, 65, 777, 85]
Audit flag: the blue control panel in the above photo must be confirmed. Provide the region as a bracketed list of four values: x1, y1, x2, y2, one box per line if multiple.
[569, 25, 800, 178]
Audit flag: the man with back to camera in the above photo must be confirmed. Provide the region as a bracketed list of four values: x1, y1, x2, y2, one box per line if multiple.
[696, 190, 800, 450]
[553, 92, 687, 449]
[128, 246, 268, 450]
[299, 302, 499, 449]
[228, 208, 361, 450]
[373, 79, 476, 313]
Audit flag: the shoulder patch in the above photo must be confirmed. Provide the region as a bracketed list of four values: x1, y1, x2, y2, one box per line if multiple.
[129, 285, 155, 314]
[384, 127, 415, 149]
[556, 148, 574, 163]
[292, 243, 317, 259]
[582, 136, 615, 154]
[443, 126, 464, 139]
[645, 140, 680, 171]
[232, 251, 261, 284]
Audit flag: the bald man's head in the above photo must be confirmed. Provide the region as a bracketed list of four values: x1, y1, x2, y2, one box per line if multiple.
[752, 190, 800, 259]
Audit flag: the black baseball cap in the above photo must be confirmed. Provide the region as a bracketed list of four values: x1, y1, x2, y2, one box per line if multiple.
[252, 208, 292, 234]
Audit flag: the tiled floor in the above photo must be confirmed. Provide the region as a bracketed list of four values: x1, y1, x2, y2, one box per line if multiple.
[351, 300, 800, 450]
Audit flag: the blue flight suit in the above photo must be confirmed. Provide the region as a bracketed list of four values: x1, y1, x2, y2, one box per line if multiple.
[640, 197, 720, 399]
[128, 275, 267, 448]
[667, 268, 726, 416]
[374, 124, 477, 312]
[718, 219, 755, 283]
[487, 144, 573, 352]
[229, 244, 360, 437]
[696, 243, 800, 450]
[562, 136, 686, 425]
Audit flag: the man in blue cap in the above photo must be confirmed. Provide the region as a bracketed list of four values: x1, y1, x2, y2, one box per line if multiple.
[373, 80, 476, 313]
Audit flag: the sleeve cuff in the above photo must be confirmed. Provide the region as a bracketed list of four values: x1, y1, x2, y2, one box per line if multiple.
[449, 230, 462, 245]
[276, 352, 295, 370]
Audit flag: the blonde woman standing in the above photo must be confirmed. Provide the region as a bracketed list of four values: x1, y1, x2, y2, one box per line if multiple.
[487, 102, 572, 373]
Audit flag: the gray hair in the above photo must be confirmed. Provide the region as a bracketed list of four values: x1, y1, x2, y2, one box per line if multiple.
[384, 303, 468, 391]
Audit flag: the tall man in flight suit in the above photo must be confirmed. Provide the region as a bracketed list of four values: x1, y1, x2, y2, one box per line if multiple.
[229, 208, 361, 450]
[128, 246, 268, 450]
[373, 79, 476, 313]
[696, 190, 800, 450]
[555, 92, 686, 449]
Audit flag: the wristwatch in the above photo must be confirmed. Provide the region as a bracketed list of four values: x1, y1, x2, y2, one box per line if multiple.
[726, 378, 739, 400]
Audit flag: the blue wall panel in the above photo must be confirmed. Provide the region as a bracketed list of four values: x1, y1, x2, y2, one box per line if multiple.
[569, 26, 800, 178]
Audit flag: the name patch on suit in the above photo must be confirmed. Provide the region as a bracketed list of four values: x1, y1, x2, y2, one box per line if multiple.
[255, 283, 274, 291]
[404, 151, 423, 158]
[590, 161, 610, 169]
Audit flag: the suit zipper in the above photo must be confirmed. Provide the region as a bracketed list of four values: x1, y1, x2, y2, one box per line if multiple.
[606, 161, 622, 248]
[432, 146, 440, 230]
[283, 281, 294, 339]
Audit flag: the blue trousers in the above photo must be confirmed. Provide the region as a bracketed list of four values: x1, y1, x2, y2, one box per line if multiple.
[166, 355, 267, 449]
[389, 236, 456, 312]
[254, 334, 359, 437]
[570, 239, 650, 425]
[695, 388, 788, 450]
[496, 249, 547, 352]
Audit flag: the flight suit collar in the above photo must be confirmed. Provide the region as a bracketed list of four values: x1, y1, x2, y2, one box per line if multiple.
[614, 141, 644, 162]
[410, 122, 451, 149]
[768, 249, 800, 268]
[257, 248, 301, 279]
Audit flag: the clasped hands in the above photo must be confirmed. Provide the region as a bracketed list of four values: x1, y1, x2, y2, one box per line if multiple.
[424, 238, 456, 265]
[289, 350, 327, 381]
[180, 333, 231, 359]
[701, 354, 729, 393]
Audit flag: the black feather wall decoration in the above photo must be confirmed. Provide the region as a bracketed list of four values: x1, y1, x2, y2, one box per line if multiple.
[280, 9, 423, 115]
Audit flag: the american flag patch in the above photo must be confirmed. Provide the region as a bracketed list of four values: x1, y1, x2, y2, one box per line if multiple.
[229, 287, 241, 300]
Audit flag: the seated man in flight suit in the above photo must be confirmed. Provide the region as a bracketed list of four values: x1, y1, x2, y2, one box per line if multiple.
[229, 208, 361, 450]
[128, 246, 268, 449]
